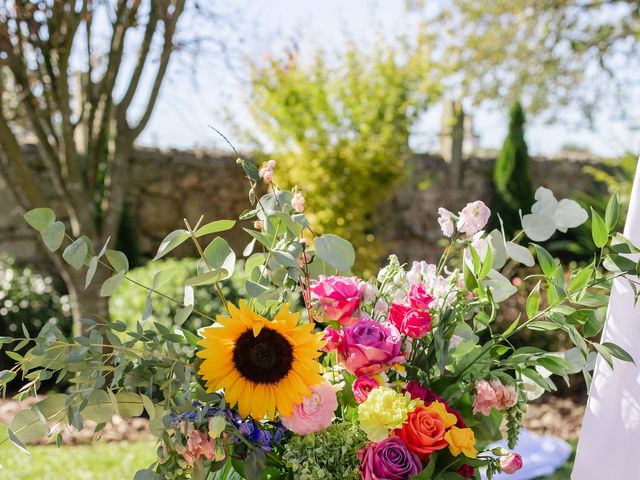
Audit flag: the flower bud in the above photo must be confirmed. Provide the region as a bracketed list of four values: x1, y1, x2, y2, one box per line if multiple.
[500, 453, 523, 474]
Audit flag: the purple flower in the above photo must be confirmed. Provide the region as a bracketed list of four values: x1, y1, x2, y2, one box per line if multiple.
[358, 436, 422, 480]
[329, 319, 406, 376]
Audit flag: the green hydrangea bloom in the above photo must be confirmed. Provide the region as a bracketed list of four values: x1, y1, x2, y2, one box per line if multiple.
[282, 422, 366, 479]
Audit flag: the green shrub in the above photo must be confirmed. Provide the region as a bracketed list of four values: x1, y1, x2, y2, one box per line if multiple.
[109, 258, 247, 332]
[492, 101, 534, 235]
[0, 255, 71, 370]
[246, 38, 440, 273]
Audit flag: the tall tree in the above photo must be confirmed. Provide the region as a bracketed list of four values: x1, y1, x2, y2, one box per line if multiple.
[493, 101, 534, 235]
[437, 1, 640, 120]
[0, 0, 213, 334]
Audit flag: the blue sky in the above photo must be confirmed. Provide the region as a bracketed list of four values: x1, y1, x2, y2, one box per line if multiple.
[136, 0, 639, 157]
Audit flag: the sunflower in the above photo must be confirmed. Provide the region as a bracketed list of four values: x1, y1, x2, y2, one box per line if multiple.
[197, 301, 325, 420]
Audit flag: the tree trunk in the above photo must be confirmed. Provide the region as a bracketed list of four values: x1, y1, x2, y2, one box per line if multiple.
[66, 267, 111, 336]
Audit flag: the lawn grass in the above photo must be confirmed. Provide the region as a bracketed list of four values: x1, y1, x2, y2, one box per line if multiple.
[0, 439, 576, 479]
[0, 440, 156, 480]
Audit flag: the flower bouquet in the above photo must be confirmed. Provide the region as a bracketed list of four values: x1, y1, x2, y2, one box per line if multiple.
[3, 155, 638, 480]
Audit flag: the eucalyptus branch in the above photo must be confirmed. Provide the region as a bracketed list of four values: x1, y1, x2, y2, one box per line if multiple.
[183, 217, 229, 314]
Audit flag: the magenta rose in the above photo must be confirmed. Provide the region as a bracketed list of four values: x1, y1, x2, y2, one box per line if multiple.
[336, 319, 405, 376]
[457, 464, 475, 478]
[404, 381, 442, 405]
[408, 284, 434, 310]
[358, 436, 422, 480]
[353, 375, 380, 403]
[310, 275, 363, 325]
[388, 303, 432, 339]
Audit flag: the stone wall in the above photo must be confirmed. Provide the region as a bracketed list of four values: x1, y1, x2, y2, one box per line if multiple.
[0, 146, 606, 270]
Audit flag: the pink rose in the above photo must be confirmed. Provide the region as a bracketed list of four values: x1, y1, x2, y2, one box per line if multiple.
[334, 319, 406, 376]
[472, 380, 499, 416]
[358, 436, 422, 480]
[388, 303, 431, 339]
[353, 376, 380, 403]
[408, 284, 434, 310]
[438, 207, 456, 237]
[310, 275, 363, 325]
[457, 200, 491, 236]
[179, 430, 217, 466]
[280, 381, 338, 435]
[490, 379, 518, 409]
[500, 453, 523, 474]
[321, 327, 342, 352]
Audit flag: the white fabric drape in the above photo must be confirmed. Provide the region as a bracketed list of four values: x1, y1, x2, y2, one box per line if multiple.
[573, 158, 640, 479]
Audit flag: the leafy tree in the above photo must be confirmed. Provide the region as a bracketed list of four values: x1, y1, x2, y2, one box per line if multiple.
[493, 101, 534, 235]
[246, 40, 440, 272]
[438, 1, 640, 119]
[0, 1, 223, 334]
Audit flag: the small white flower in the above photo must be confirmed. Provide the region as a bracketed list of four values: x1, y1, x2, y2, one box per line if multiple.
[437, 207, 456, 237]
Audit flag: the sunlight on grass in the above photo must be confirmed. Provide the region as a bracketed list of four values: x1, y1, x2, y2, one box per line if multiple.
[0, 441, 156, 480]
[0, 438, 576, 479]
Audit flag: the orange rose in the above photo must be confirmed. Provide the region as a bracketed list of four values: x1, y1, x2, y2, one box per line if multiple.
[396, 407, 448, 458]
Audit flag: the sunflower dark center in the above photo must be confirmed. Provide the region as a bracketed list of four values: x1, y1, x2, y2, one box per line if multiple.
[232, 327, 294, 384]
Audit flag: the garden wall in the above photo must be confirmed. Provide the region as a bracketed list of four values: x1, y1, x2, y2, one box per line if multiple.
[0, 145, 604, 269]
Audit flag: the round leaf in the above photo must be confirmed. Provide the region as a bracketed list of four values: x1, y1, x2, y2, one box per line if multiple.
[314, 234, 355, 272]
[40, 221, 65, 251]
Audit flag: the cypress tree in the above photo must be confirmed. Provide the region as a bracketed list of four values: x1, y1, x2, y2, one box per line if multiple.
[493, 101, 534, 235]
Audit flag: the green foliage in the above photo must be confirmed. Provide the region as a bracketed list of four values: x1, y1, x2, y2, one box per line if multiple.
[246, 39, 439, 272]
[109, 258, 246, 332]
[0, 255, 71, 372]
[547, 153, 635, 261]
[282, 421, 366, 479]
[493, 101, 534, 235]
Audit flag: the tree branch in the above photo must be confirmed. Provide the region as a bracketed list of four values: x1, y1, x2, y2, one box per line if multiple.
[117, 3, 160, 121]
[130, 0, 186, 138]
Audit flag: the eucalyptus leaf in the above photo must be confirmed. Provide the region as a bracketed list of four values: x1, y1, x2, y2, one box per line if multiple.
[174, 305, 193, 326]
[41, 221, 65, 251]
[314, 234, 355, 272]
[203, 237, 236, 279]
[100, 269, 126, 297]
[185, 269, 227, 287]
[272, 250, 298, 268]
[153, 230, 191, 260]
[10, 409, 48, 444]
[106, 249, 129, 272]
[63, 238, 89, 269]
[195, 220, 236, 238]
[85, 256, 99, 288]
[24, 208, 55, 231]
[116, 391, 144, 417]
[246, 280, 270, 297]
